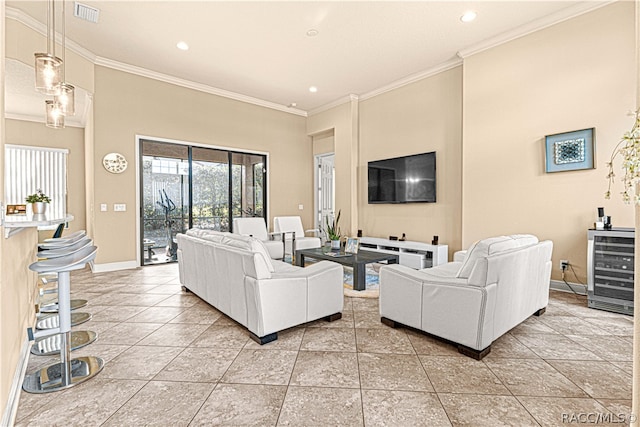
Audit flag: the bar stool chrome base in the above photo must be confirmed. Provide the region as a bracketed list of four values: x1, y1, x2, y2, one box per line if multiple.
[40, 299, 88, 313]
[36, 312, 91, 330]
[22, 356, 104, 394]
[31, 331, 97, 356]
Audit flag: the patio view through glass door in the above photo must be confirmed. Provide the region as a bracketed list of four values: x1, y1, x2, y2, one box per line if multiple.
[140, 139, 267, 265]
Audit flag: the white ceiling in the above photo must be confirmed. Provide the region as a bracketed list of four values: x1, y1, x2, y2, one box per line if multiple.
[5, 0, 611, 117]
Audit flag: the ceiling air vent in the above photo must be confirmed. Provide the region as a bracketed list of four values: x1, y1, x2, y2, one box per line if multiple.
[74, 2, 100, 23]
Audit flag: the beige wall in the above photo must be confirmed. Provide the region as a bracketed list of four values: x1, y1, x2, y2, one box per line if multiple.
[307, 101, 358, 235]
[5, 119, 86, 236]
[359, 67, 463, 254]
[92, 66, 310, 265]
[462, 2, 636, 282]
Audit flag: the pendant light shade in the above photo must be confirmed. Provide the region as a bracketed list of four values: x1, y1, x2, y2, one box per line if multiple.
[55, 83, 75, 116]
[45, 100, 65, 128]
[35, 53, 62, 95]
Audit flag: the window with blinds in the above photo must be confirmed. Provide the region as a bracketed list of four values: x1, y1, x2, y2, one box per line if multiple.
[4, 144, 68, 218]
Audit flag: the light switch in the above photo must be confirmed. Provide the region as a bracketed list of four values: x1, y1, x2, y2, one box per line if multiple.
[100, 204, 107, 212]
[298, 204, 304, 210]
[114, 204, 126, 212]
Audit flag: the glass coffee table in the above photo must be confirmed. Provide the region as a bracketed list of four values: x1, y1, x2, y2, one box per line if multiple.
[295, 247, 399, 291]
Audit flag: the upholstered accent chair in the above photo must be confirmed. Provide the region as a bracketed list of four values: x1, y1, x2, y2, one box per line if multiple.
[232, 217, 284, 260]
[273, 216, 321, 256]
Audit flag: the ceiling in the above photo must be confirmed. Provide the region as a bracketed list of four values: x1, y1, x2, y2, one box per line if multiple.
[5, 0, 610, 118]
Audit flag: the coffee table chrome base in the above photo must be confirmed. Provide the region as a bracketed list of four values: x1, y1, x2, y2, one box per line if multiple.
[31, 331, 97, 356]
[22, 356, 104, 394]
[36, 312, 91, 330]
[40, 299, 88, 313]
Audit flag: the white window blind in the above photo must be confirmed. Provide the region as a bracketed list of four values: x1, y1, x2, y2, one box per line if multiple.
[4, 144, 68, 218]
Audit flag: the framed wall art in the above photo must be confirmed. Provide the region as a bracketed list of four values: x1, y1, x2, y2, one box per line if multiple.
[545, 128, 595, 173]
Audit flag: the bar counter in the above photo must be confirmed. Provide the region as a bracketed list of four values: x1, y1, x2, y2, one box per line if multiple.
[2, 213, 74, 238]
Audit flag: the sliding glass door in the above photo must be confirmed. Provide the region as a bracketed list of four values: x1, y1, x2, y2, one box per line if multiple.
[140, 139, 267, 265]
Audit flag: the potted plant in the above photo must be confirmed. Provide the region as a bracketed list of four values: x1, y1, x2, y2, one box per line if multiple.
[325, 209, 342, 250]
[26, 189, 51, 214]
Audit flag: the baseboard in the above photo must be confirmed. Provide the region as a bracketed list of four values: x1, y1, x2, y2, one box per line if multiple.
[92, 260, 138, 273]
[550, 279, 587, 296]
[1, 338, 30, 427]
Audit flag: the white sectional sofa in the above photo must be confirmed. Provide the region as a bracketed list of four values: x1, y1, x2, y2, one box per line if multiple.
[177, 229, 344, 344]
[379, 234, 553, 359]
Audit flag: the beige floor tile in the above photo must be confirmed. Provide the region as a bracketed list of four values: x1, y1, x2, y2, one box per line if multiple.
[168, 304, 223, 324]
[14, 378, 146, 427]
[154, 293, 202, 308]
[154, 347, 240, 382]
[539, 315, 609, 335]
[354, 310, 386, 328]
[306, 309, 355, 328]
[190, 324, 250, 349]
[116, 292, 172, 306]
[190, 383, 286, 426]
[359, 352, 433, 391]
[300, 327, 357, 352]
[610, 360, 633, 375]
[221, 348, 298, 385]
[513, 333, 601, 360]
[420, 355, 508, 394]
[405, 329, 463, 357]
[355, 327, 415, 354]
[351, 297, 379, 312]
[127, 306, 186, 323]
[71, 320, 119, 335]
[71, 343, 131, 364]
[565, 334, 632, 361]
[510, 317, 558, 335]
[518, 396, 623, 427]
[97, 322, 164, 345]
[597, 398, 633, 422]
[101, 345, 183, 380]
[102, 380, 214, 426]
[289, 351, 360, 388]
[243, 327, 305, 350]
[137, 322, 210, 347]
[583, 316, 634, 336]
[548, 360, 632, 399]
[484, 358, 588, 397]
[148, 284, 183, 294]
[485, 333, 539, 359]
[439, 393, 539, 427]
[89, 305, 149, 322]
[362, 390, 451, 427]
[277, 386, 363, 426]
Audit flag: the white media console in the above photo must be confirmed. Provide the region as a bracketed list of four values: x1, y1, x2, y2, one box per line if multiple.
[359, 237, 448, 269]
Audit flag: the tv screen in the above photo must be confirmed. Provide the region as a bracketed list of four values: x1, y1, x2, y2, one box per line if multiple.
[368, 152, 436, 203]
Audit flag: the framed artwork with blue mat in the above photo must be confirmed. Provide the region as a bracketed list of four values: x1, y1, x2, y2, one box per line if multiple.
[545, 128, 594, 173]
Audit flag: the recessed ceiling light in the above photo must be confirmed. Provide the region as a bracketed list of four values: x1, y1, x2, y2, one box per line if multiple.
[176, 41, 189, 51]
[309, 86, 318, 93]
[306, 29, 319, 37]
[460, 11, 477, 23]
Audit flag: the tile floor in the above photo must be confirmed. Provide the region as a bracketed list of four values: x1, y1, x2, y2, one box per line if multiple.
[14, 263, 634, 426]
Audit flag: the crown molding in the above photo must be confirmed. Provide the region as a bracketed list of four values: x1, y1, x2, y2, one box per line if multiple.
[308, 95, 355, 117]
[93, 56, 307, 117]
[6, 6, 306, 117]
[359, 57, 463, 102]
[457, 0, 615, 59]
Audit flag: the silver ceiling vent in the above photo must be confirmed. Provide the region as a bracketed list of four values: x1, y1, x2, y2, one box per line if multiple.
[74, 2, 100, 23]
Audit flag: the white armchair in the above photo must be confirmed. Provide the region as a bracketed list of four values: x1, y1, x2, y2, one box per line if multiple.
[233, 217, 284, 260]
[273, 216, 321, 256]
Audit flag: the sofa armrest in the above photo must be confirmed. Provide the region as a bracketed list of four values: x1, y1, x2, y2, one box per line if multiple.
[453, 250, 467, 263]
[305, 228, 321, 237]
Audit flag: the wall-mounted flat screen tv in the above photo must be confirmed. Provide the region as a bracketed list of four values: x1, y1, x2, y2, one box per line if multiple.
[368, 151, 436, 204]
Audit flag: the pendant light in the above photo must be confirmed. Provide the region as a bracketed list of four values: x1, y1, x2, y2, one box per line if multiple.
[45, 100, 65, 128]
[35, 0, 62, 95]
[55, 0, 75, 116]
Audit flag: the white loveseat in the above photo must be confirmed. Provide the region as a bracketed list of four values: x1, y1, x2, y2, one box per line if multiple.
[177, 229, 344, 344]
[379, 234, 553, 359]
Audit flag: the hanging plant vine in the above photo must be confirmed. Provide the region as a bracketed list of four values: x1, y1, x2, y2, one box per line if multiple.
[605, 110, 640, 204]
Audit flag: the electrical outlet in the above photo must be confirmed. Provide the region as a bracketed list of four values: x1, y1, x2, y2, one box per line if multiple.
[560, 260, 569, 270]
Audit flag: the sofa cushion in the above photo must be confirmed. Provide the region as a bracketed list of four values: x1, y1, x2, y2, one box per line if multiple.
[456, 234, 540, 279]
[222, 234, 275, 273]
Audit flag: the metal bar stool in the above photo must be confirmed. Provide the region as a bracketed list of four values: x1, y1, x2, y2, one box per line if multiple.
[23, 245, 104, 393]
[30, 237, 97, 356]
[37, 233, 89, 313]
